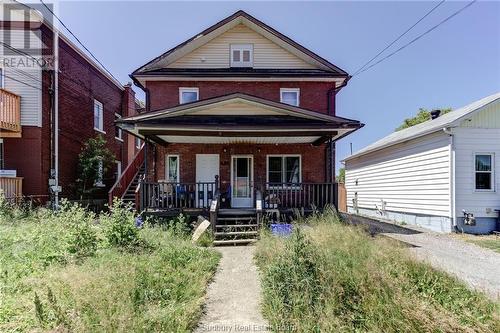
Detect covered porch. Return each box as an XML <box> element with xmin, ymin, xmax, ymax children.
<box><xmin>117</xmin><ymin>93</ymin><xmax>363</xmax><ymax>215</ymax></box>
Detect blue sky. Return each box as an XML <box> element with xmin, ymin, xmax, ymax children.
<box><xmin>53</xmin><ymin>0</ymin><xmax>499</xmax><ymax>171</ymax></box>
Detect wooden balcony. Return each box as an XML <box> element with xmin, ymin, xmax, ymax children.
<box><xmin>0</xmin><ymin>177</ymin><xmax>23</xmax><ymax>201</ymax></box>
<box><xmin>0</xmin><ymin>88</ymin><xmax>22</xmax><ymax>138</ymax></box>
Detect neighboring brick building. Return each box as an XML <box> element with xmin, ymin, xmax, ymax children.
<box><xmin>0</xmin><ymin>2</ymin><xmax>137</xmax><ymax>201</ymax></box>
<box><xmin>119</xmin><ymin>10</ymin><xmax>363</xmax><ymax>216</ymax></box>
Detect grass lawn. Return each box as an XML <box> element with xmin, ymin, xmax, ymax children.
<box><xmin>0</xmin><ymin>200</ymin><xmax>220</xmax><ymax>332</ymax></box>
<box><xmin>255</xmin><ymin>209</ymin><xmax>500</xmax><ymax>333</ymax></box>
<box><xmin>454</xmin><ymin>233</ymin><xmax>500</xmax><ymax>253</ymax></box>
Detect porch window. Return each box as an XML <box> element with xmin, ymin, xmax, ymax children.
<box><xmin>166</xmin><ymin>155</ymin><xmax>180</xmax><ymax>182</ymax></box>
<box><xmin>280</xmin><ymin>88</ymin><xmax>300</xmax><ymax>106</ymax></box>
<box><xmin>475</xmin><ymin>153</ymin><xmax>494</xmax><ymax>191</ymax></box>
<box><xmin>267</xmin><ymin>155</ymin><xmax>301</xmax><ymax>185</ymax></box>
<box><xmin>230</xmin><ymin>44</ymin><xmax>253</xmax><ymax>67</ymax></box>
<box><xmin>93</xmin><ymin>99</ymin><xmax>104</xmax><ymax>132</ymax></box>
<box><xmin>179</xmin><ymin>87</ymin><xmax>199</xmax><ymax>104</ymax></box>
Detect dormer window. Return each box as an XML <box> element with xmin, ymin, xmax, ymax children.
<box><xmin>230</xmin><ymin>44</ymin><xmax>253</xmax><ymax>67</ymax></box>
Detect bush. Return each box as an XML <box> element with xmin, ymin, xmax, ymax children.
<box><xmin>101</xmin><ymin>199</ymin><xmax>140</xmax><ymax>248</ymax></box>
<box><xmin>255</xmin><ymin>211</ymin><xmax>500</xmax><ymax>333</ymax></box>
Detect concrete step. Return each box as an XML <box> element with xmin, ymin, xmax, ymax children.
<box><xmin>215</xmin><ymin>231</ymin><xmax>258</xmax><ymax>237</ymax></box>
<box><xmin>213</xmin><ymin>239</ymin><xmax>257</xmax><ymax>246</ymax></box>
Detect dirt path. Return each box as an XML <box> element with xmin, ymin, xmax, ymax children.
<box><xmin>344</xmin><ymin>214</ymin><xmax>500</xmax><ymax>300</ymax></box>
<box><xmin>195</xmin><ymin>246</ymin><xmax>269</xmax><ymax>332</ymax></box>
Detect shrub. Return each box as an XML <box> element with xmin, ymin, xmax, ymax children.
<box><xmin>101</xmin><ymin>199</ymin><xmax>140</xmax><ymax>248</ymax></box>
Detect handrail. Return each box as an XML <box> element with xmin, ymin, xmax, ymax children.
<box><xmin>108</xmin><ymin>146</ymin><xmax>144</xmax><ymax>206</ymax></box>
<box><xmin>135</xmin><ymin>174</ymin><xmax>145</xmax><ymax>211</ymax></box>
<box><xmin>210</xmin><ymin>188</ymin><xmax>220</xmax><ymax>233</ymax></box>
<box><xmin>0</xmin><ymin>88</ymin><xmax>21</xmax><ymax>136</ymax></box>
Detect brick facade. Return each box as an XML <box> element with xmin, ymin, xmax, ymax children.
<box><xmin>3</xmin><ymin>23</ymin><xmax>134</xmax><ymax>199</ymax></box>
<box><xmin>146</xmin><ymin>81</ymin><xmax>335</xmax><ymax>115</ymax></box>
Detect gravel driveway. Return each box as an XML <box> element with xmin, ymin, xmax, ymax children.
<box><xmin>344</xmin><ymin>214</ymin><xmax>500</xmax><ymax>300</ymax></box>
<box><xmin>195</xmin><ymin>246</ymin><xmax>269</xmax><ymax>332</ymax></box>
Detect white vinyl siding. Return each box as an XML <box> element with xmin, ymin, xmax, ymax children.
<box><xmin>167</xmin><ymin>24</ymin><xmax>315</xmax><ymax>69</ymax></box>
<box><xmin>453</xmin><ymin>127</ymin><xmax>500</xmax><ymax>219</ymax></box>
<box><xmin>345</xmin><ymin>132</ymin><xmax>451</xmax><ymax>217</ymax></box>
<box><xmin>460</xmin><ymin>101</ymin><xmax>500</xmax><ymax>128</ymax></box>
<box><xmin>1</xmin><ymin>29</ymin><xmax>42</xmax><ymax>127</ymax></box>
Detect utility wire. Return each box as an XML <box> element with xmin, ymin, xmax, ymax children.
<box><xmin>353</xmin><ymin>0</ymin><xmax>446</xmax><ymax>76</ymax></box>
<box><xmin>39</xmin><ymin>0</ymin><xmax>121</xmax><ymax>84</ymax></box>
<box><xmin>353</xmin><ymin>0</ymin><xmax>477</xmax><ymax>77</ymax></box>
<box><xmin>2</xmin><ymin>72</ymin><xmax>43</xmax><ymax>91</ymax></box>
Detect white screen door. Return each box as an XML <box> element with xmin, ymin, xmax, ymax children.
<box><xmin>231</xmin><ymin>155</ymin><xmax>253</xmax><ymax>208</ymax></box>
<box><xmin>196</xmin><ymin>154</ymin><xmax>219</xmax><ymax>207</ymax></box>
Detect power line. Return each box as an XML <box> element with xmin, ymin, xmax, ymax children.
<box><xmin>353</xmin><ymin>0</ymin><xmax>446</xmax><ymax>76</ymax></box>
<box><xmin>353</xmin><ymin>0</ymin><xmax>477</xmax><ymax>77</ymax></box>
<box><xmin>39</xmin><ymin>0</ymin><xmax>121</xmax><ymax>84</ymax></box>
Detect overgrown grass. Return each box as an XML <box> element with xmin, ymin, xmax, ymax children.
<box><xmin>454</xmin><ymin>234</ymin><xmax>500</xmax><ymax>253</ymax></box>
<box><xmin>0</xmin><ymin>198</ymin><xmax>220</xmax><ymax>332</ymax></box>
<box><xmin>255</xmin><ymin>209</ymin><xmax>500</xmax><ymax>333</ymax></box>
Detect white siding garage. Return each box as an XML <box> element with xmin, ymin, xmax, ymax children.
<box><xmin>344</xmin><ymin>92</ymin><xmax>500</xmax><ymax>234</ymax></box>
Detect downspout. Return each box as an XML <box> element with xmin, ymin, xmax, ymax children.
<box><xmin>443</xmin><ymin>127</ymin><xmax>456</xmax><ymax>231</ymax></box>
<box><xmin>53</xmin><ymin>24</ymin><xmax>60</xmax><ymax>207</ymax></box>
<box><xmin>326</xmin><ymin>76</ymin><xmax>351</xmax><ymax>182</ymax></box>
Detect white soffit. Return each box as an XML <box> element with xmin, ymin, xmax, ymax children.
<box><xmin>158</xmin><ymin>135</ymin><xmax>322</xmax><ymax>144</ymax></box>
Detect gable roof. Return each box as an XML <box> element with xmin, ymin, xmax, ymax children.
<box><xmin>132</xmin><ymin>10</ymin><xmax>348</xmax><ymax>77</ymax></box>
<box><xmin>118</xmin><ymin>92</ymin><xmax>362</xmax><ymax>127</ymax></box>
<box><xmin>344</xmin><ymin>92</ymin><xmax>500</xmax><ymax>161</ymax></box>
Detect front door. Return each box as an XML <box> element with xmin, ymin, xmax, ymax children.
<box><xmin>196</xmin><ymin>154</ymin><xmax>219</xmax><ymax>207</ymax></box>
<box><xmin>231</xmin><ymin>155</ymin><xmax>253</xmax><ymax>208</ymax></box>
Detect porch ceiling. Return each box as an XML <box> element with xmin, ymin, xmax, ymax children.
<box><xmin>157</xmin><ymin>135</ymin><xmax>322</xmax><ymax>144</ymax></box>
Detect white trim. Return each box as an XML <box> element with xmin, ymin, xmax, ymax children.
<box><xmin>280</xmin><ymin>88</ymin><xmax>300</xmax><ymax>106</ymax></box>
<box><xmin>473</xmin><ymin>152</ymin><xmax>495</xmax><ymax>192</ymax></box>
<box><xmin>0</xmin><ymin>67</ymin><xmax>4</xmax><ymax>88</ymax></box>
<box><xmin>165</xmin><ymin>154</ymin><xmax>180</xmax><ymax>182</ymax></box>
<box><xmin>136</xmin><ymin>76</ymin><xmax>344</xmax><ymax>84</ymax></box>
<box><xmin>179</xmin><ymin>87</ymin><xmax>199</xmax><ymax>104</ymax></box>
<box><xmin>231</xmin><ymin>155</ymin><xmax>254</xmax><ymax>207</ymax></box>
<box><xmin>230</xmin><ymin>44</ymin><xmax>254</xmax><ymax>67</ymax></box>
<box><xmin>266</xmin><ymin>154</ymin><xmax>302</xmax><ymax>186</ymax></box>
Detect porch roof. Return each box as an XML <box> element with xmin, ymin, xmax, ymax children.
<box><xmin>118</xmin><ymin>93</ymin><xmax>363</xmax><ymax>145</ymax></box>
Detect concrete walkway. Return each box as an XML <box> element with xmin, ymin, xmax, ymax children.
<box><xmin>344</xmin><ymin>214</ymin><xmax>500</xmax><ymax>300</ymax></box>
<box><xmin>195</xmin><ymin>246</ymin><xmax>269</xmax><ymax>332</ymax></box>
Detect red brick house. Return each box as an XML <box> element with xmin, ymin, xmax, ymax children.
<box><xmin>118</xmin><ymin>10</ymin><xmax>362</xmax><ymax>241</ymax></box>
<box><xmin>0</xmin><ymin>2</ymin><xmax>137</xmax><ymax>203</ymax></box>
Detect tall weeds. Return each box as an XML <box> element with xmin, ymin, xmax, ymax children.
<box><xmin>255</xmin><ymin>210</ymin><xmax>500</xmax><ymax>333</ymax></box>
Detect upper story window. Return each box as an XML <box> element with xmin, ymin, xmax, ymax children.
<box><xmin>0</xmin><ymin>68</ymin><xmax>4</xmax><ymax>88</ymax></box>
<box><xmin>135</xmin><ymin>137</ymin><xmax>142</xmax><ymax>149</ymax></box>
<box><xmin>280</xmin><ymin>88</ymin><xmax>300</xmax><ymax>106</ymax></box>
<box><xmin>93</xmin><ymin>99</ymin><xmax>104</xmax><ymax>133</ymax></box>
<box><xmin>179</xmin><ymin>87</ymin><xmax>199</xmax><ymax>104</ymax></box>
<box><xmin>230</xmin><ymin>44</ymin><xmax>253</xmax><ymax>67</ymax></box>
<box><xmin>475</xmin><ymin>153</ymin><xmax>494</xmax><ymax>191</ymax></box>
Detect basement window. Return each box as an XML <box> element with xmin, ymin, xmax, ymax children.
<box><xmin>475</xmin><ymin>153</ymin><xmax>494</xmax><ymax>191</ymax></box>
<box><xmin>230</xmin><ymin>44</ymin><xmax>253</xmax><ymax>67</ymax></box>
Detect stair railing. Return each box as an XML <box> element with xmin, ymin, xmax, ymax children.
<box><xmin>108</xmin><ymin>146</ymin><xmax>145</xmax><ymax>206</ymax></box>
<box><xmin>210</xmin><ymin>175</ymin><xmax>220</xmax><ymax>233</ymax></box>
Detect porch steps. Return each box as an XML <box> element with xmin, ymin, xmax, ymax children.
<box><xmin>213</xmin><ymin>209</ymin><xmax>259</xmax><ymax>246</ymax></box>
<box><xmin>122</xmin><ymin>165</ymin><xmax>146</xmax><ymax>208</ymax></box>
